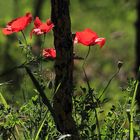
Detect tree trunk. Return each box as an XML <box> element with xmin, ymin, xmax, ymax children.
<box><xmin>51</xmin><ymin>0</ymin><xmax>79</xmax><ymax>139</ymax></box>
<box><xmin>33</xmin><ymin>0</ymin><xmax>44</xmax><ymax>17</ymax></box>
<box><xmin>135</xmin><ymin>0</ymin><xmax>140</xmax><ymax>107</ymax></box>
<box><xmin>135</xmin><ymin>0</ymin><xmax>140</xmax><ymax>73</ymax></box>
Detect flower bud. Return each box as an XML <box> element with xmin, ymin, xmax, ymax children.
<box><xmin>118</xmin><ymin>61</ymin><xmax>123</xmax><ymax>69</ymax></box>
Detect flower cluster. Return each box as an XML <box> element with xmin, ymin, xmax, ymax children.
<box><xmin>2</xmin><ymin>12</ymin><xmax>106</xmax><ymax>59</ymax></box>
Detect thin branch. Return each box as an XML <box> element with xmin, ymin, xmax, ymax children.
<box><xmin>25</xmin><ymin>66</ymin><xmax>58</xmax><ymax>126</ymax></box>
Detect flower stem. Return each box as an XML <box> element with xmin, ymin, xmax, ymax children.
<box><xmin>98</xmin><ymin>68</ymin><xmax>120</xmax><ymax>100</ymax></box>
<box><xmin>40</xmin><ymin>34</ymin><xmax>46</xmax><ymax>72</ymax></box>
<box><xmin>82</xmin><ymin>46</ymin><xmax>91</xmax><ymax>90</ymax></box>
<box><xmin>21</xmin><ymin>30</ymin><xmax>28</xmax><ymax>46</ymax></box>
<box><xmin>82</xmin><ymin>46</ymin><xmax>101</xmax><ymax>140</ymax></box>
<box><xmin>21</xmin><ymin>30</ymin><xmax>31</xmax><ymax>61</ymax></box>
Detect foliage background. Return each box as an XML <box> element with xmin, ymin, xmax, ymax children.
<box><xmin>0</xmin><ymin>0</ymin><xmax>136</xmax><ymax>107</ymax></box>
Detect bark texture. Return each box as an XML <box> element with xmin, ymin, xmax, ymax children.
<box><xmin>51</xmin><ymin>0</ymin><xmax>79</xmax><ymax>139</ymax></box>
<box><xmin>136</xmin><ymin>0</ymin><xmax>140</xmax><ymax>107</ymax></box>
<box><xmin>135</xmin><ymin>0</ymin><xmax>140</xmax><ymax>73</ymax></box>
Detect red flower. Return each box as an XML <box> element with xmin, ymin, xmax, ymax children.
<box><xmin>43</xmin><ymin>48</ymin><xmax>56</xmax><ymax>59</ymax></box>
<box><xmin>74</xmin><ymin>28</ymin><xmax>106</xmax><ymax>48</ymax></box>
<box><xmin>2</xmin><ymin>13</ymin><xmax>32</xmax><ymax>35</ymax></box>
<box><xmin>30</xmin><ymin>17</ymin><xmax>54</xmax><ymax>37</ymax></box>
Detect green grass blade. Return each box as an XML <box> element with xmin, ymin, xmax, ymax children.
<box><xmin>0</xmin><ymin>92</ymin><xmax>9</xmax><ymax>108</ymax></box>
<box><xmin>130</xmin><ymin>80</ymin><xmax>139</xmax><ymax>140</ymax></box>
<box><xmin>34</xmin><ymin>110</ymin><xmax>48</xmax><ymax>140</ymax></box>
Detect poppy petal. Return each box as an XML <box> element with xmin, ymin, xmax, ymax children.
<box><xmin>2</xmin><ymin>28</ymin><xmax>14</xmax><ymax>35</ymax></box>
<box><xmin>2</xmin><ymin>12</ymin><xmax>32</xmax><ymax>35</ymax></box>
<box><xmin>74</xmin><ymin>28</ymin><xmax>106</xmax><ymax>47</ymax></box>
<box><xmin>95</xmin><ymin>38</ymin><xmax>106</xmax><ymax>48</ymax></box>
<box><xmin>31</xmin><ymin>18</ymin><xmax>54</xmax><ymax>37</ymax></box>
<box><xmin>43</xmin><ymin>48</ymin><xmax>56</xmax><ymax>59</ymax></box>
<box><xmin>75</xmin><ymin>28</ymin><xmax>98</xmax><ymax>46</ymax></box>
<box><xmin>34</xmin><ymin>17</ymin><xmax>42</xmax><ymax>28</ymax></box>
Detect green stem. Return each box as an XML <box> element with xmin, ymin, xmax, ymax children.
<box><xmin>34</xmin><ymin>110</ymin><xmax>48</xmax><ymax>140</ymax></box>
<box><xmin>98</xmin><ymin>68</ymin><xmax>120</xmax><ymax>100</ymax></box>
<box><xmin>82</xmin><ymin>46</ymin><xmax>98</xmax><ymax>101</ymax></box>
<box><xmin>94</xmin><ymin>108</ymin><xmax>101</xmax><ymax>140</ymax></box>
<box><xmin>40</xmin><ymin>34</ymin><xmax>46</xmax><ymax>73</ymax></box>
<box><xmin>82</xmin><ymin>46</ymin><xmax>101</xmax><ymax>140</ymax></box>
<box><xmin>130</xmin><ymin>80</ymin><xmax>139</xmax><ymax>140</ymax></box>
<box><xmin>82</xmin><ymin>46</ymin><xmax>91</xmax><ymax>90</ymax></box>
<box><xmin>21</xmin><ymin>30</ymin><xmax>28</xmax><ymax>46</ymax></box>
<box><xmin>21</xmin><ymin>30</ymin><xmax>32</xmax><ymax>61</ymax></box>
<box><xmin>15</xmin><ymin>126</ymin><xmax>20</xmax><ymax>139</ymax></box>
<box><xmin>114</xmin><ymin>120</ymin><xmax>126</xmax><ymax>139</ymax></box>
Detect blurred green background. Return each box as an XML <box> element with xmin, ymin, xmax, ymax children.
<box><xmin>0</xmin><ymin>0</ymin><xmax>137</xmax><ymax>110</ymax></box>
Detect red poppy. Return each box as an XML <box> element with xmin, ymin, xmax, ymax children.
<box><xmin>74</xmin><ymin>28</ymin><xmax>106</xmax><ymax>48</ymax></box>
<box><xmin>43</xmin><ymin>48</ymin><xmax>56</xmax><ymax>59</ymax></box>
<box><xmin>30</xmin><ymin>17</ymin><xmax>54</xmax><ymax>37</ymax></box>
<box><xmin>2</xmin><ymin>13</ymin><xmax>32</xmax><ymax>35</ymax></box>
